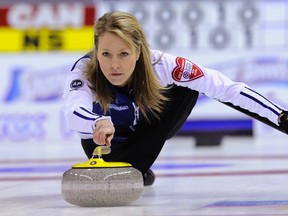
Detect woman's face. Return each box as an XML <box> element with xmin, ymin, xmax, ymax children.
<box><xmin>97</xmin><ymin>32</ymin><xmax>139</xmax><ymax>87</ymax></box>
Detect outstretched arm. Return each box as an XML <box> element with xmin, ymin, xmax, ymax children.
<box><xmin>151</xmin><ymin>50</ymin><xmax>288</xmax><ymax>134</ymax></box>
<box><xmin>222</xmin><ymin>101</ymin><xmax>288</xmax><ymax>134</ymax></box>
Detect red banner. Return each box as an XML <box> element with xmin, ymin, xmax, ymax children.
<box><xmin>0</xmin><ymin>3</ymin><xmax>95</xmax><ymax>28</ymax></box>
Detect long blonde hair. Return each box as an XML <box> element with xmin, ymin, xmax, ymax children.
<box><xmin>85</xmin><ymin>11</ymin><xmax>168</xmax><ymax>120</ymax></box>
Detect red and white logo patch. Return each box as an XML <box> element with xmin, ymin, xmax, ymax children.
<box><xmin>171</xmin><ymin>57</ymin><xmax>204</xmax><ymax>82</ymax></box>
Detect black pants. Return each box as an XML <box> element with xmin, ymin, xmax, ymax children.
<box><xmin>81</xmin><ymin>85</ymin><xmax>199</xmax><ymax>174</ymax></box>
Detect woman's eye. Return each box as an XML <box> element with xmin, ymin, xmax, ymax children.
<box><xmin>102</xmin><ymin>52</ymin><xmax>109</xmax><ymax>57</ymax></box>
<box><xmin>120</xmin><ymin>52</ymin><xmax>129</xmax><ymax>57</ymax></box>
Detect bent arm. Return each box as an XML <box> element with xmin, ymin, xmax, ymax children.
<box><xmin>62</xmin><ymin>57</ymin><xmax>111</xmax><ymax>139</ymax></box>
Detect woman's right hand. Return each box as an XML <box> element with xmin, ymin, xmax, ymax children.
<box><xmin>93</xmin><ymin>119</ymin><xmax>115</xmax><ymax>146</ymax></box>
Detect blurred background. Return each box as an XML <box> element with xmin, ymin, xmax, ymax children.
<box><xmin>0</xmin><ymin>0</ymin><xmax>287</xmax><ymax>147</ymax></box>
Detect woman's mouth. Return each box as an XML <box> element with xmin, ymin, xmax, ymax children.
<box><xmin>111</xmin><ymin>73</ymin><xmax>122</xmax><ymax>76</ymax></box>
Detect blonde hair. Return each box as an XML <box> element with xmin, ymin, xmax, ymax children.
<box><xmin>85</xmin><ymin>11</ymin><xmax>168</xmax><ymax>120</ymax></box>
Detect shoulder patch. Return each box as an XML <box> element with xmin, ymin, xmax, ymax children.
<box><xmin>172</xmin><ymin>57</ymin><xmax>204</xmax><ymax>82</ymax></box>
<box><xmin>70</xmin><ymin>79</ymin><xmax>84</xmax><ymax>90</ymax></box>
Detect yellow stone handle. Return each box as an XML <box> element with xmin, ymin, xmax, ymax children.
<box><xmin>93</xmin><ymin>146</ymin><xmax>111</xmax><ymax>158</ymax></box>
<box><xmin>72</xmin><ymin>146</ymin><xmax>132</xmax><ymax>168</ymax></box>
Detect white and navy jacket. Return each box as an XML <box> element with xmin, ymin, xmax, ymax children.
<box><xmin>63</xmin><ymin>49</ymin><xmax>284</xmax><ymax>141</ymax></box>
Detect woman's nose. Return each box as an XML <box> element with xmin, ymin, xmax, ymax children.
<box><xmin>111</xmin><ymin>58</ymin><xmax>120</xmax><ymax>69</ymax></box>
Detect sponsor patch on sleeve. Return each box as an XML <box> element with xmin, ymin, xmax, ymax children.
<box><xmin>70</xmin><ymin>79</ymin><xmax>84</xmax><ymax>90</ymax></box>
<box><xmin>171</xmin><ymin>57</ymin><xmax>204</xmax><ymax>82</ymax></box>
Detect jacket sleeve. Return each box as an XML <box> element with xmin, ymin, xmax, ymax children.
<box><xmin>152</xmin><ymin>50</ymin><xmax>285</xmax><ymax>125</ymax></box>
<box><xmin>62</xmin><ymin>57</ymin><xmax>111</xmax><ymax>139</ymax></box>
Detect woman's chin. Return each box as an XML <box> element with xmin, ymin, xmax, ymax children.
<box><xmin>109</xmin><ymin>80</ymin><xmax>128</xmax><ymax>87</ymax></box>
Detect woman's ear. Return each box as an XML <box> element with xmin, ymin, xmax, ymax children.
<box><xmin>136</xmin><ymin>50</ymin><xmax>141</xmax><ymax>61</ymax></box>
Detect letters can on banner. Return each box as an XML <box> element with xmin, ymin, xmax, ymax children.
<box><xmin>0</xmin><ymin>2</ymin><xmax>95</xmax><ymax>51</ymax></box>
<box><xmin>0</xmin><ymin>3</ymin><xmax>95</xmax><ymax>28</ymax></box>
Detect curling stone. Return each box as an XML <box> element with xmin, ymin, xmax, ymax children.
<box><xmin>61</xmin><ymin>146</ymin><xmax>144</xmax><ymax>207</ymax></box>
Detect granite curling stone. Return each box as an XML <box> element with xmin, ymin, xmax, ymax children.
<box><xmin>61</xmin><ymin>146</ymin><xmax>144</xmax><ymax>207</ymax></box>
